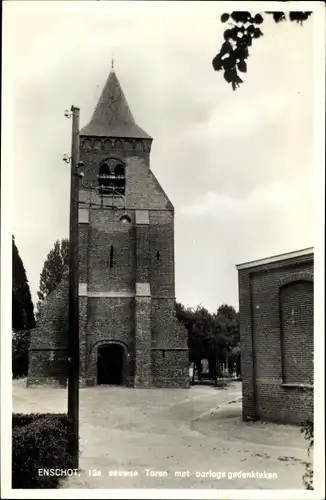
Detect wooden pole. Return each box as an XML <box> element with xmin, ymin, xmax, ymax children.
<box><xmin>67</xmin><ymin>105</ymin><xmax>80</xmax><ymax>469</ymax></box>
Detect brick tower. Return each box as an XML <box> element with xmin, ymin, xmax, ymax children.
<box><xmin>77</xmin><ymin>66</ymin><xmax>189</xmax><ymax>387</ymax></box>
<box><xmin>27</xmin><ymin>65</ymin><xmax>189</xmax><ymax>388</ymax></box>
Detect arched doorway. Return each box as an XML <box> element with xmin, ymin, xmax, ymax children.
<box><xmin>97</xmin><ymin>344</ymin><xmax>124</xmax><ymax>385</ymax></box>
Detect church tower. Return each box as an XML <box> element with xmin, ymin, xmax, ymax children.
<box><xmin>78</xmin><ymin>65</ymin><xmax>189</xmax><ymax>388</ymax></box>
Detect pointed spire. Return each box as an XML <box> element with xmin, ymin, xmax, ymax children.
<box><xmin>80</xmin><ymin>66</ymin><xmax>151</xmax><ymax>139</ymax></box>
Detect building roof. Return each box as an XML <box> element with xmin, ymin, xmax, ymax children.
<box><xmin>80</xmin><ymin>68</ymin><xmax>151</xmax><ymax>139</ymax></box>
<box><xmin>236</xmin><ymin>247</ymin><xmax>314</xmax><ymax>271</ymax></box>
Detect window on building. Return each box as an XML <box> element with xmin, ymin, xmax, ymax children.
<box><xmin>98</xmin><ymin>159</ymin><xmax>125</xmax><ymax>196</ymax></box>
<box><xmin>156</xmin><ymin>251</ymin><xmax>160</xmax><ymax>261</ymax></box>
<box><xmin>114</xmin><ymin>163</ymin><xmax>125</xmax><ymax>195</ymax></box>
<box><xmin>109</xmin><ymin>245</ymin><xmax>114</xmax><ymax>268</ymax></box>
<box><xmin>98</xmin><ymin>163</ymin><xmax>111</xmax><ymax>196</ymax></box>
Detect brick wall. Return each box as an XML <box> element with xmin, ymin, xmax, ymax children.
<box><xmin>280</xmin><ymin>281</ymin><xmax>314</xmax><ymax>385</ymax></box>
<box><xmin>151</xmin><ymin>350</ymin><xmax>189</xmax><ymax>388</ymax></box>
<box><xmin>87</xmin><ymin>209</ymin><xmax>136</xmax><ymax>293</ymax></box>
<box><xmin>79</xmin><ymin>144</ymin><xmax>152</xmax><ymax>210</ymax></box>
<box><xmin>87</xmin><ymin>297</ymin><xmax>134</xmax><ymax>346</ymax></box>
<box><xmin>85</xmin><ymin>297</ymin><xmax>134</xmax><ymax>385</ymax></box>
<box><xmin>238</xmin><ymin>253</ymin><xmax>313</xmax><ymax>425</ymax></box>
<box><xmin>151</xmin><ymin>299</ymin><xmax>189</xmax><ymax>387</ymax></box>
<box><xmin>134</xmin><ymin>212</ymin><xmax>152</xmax><ymax>387</ymax></box>
<box><xmin>134</xmin><ymin>297</ymin><xmax>152</xmax><ymax>387</ymax></box>
<box><xmin>78</xmin><ymin>137</ymin><xmax>188</xmax><ymax>388</ymax></box>
<box><xmin>149</xmin><ymin>211</ymin><xmax>175</xmax><ymax>296</ymax></box>
<box><xmin>27</xmin><ymin>277</ymin><xmax>69</xmax><ymax>387</ymax></box>
<box><xmin>29</xmin><ymin>134</ymin><xmax>188</xmax><ymax>389</ymax></box>
<box><xmin>79</xmin><ymin>296</ymin><xmax>88</xmax><ymax>382</ymax></box>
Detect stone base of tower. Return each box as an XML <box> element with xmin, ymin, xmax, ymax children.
<box><xmin>27</xmin><ymin>346</ymin><xmax>68</xmax><ymax>388</ymax></box>
<box><xmin>134</xmin><ymin>295</ymin><xmax>152</xmax><ymax>388</ymax></box>
<box><xmin>79</xmin><ymin>377</ymin><xmax>94</xmax><ymax>388</ymax></box>
<box><xmin>27</xmin><ymin>275</ymin><xmax>69</xmax><ymax>388</ymax></box>
<box><xmin>151</xmin><ymin>349</ymin><xmax>190</xmax><ymax>388</ymax></box>
<box><xmin>26</xmin><ymin>376</ymin><xmax>67</xmax><ymax>388</ymax></box>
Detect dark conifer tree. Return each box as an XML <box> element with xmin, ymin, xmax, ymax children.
<box><xmin>12</xmin><ymin>235</ymin><xmax>35</xmax><ymax>377</ymax></box>
<box><xmin>12</xmin><ymin>236</ymin><xmax>35</xmax><ymax>330</ymax></box>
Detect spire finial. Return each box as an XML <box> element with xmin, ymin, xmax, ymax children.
<box><xmin>111</xmin><ymin>56</ymin><xmax>115</xmax><ymax>71</ymax></box>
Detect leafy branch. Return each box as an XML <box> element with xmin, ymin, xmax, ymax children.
<box><xmin>212</xmin><ymin>11</ymin><xmax>312</xmax><ymax>90</ymax></box>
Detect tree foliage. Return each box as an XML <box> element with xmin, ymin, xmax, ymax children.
<box><xmin>12</xmin><ymin>330</ymin><xmax>31</xmax><ymax>378</ymax></box>
<box><xmin>12</xmin><ymin>235</ymin><xmax>35</xmax><ymax>378</ymax></box>
<box><xmin>213</xmin><ymin>10</ymin><xmax>312</xmax><ymax>90</ymax></box>
<box><xmin>176</xmin><ymin>302</ymin><xmax>240</xmax><ymax>378</ymax></box>
<box><xmin>36</xmin><ymin>238</ymin><xmax>69</xmax><ymax>316</ymax></box>
<box><xmin>12</xmin><ymin>236</ymin><xmax>35</xmax><ymax>330</ymax></box>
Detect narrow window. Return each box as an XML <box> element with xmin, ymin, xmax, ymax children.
<box><xmin>109</xmin><ymin>245</ymin><xmax>114</xmax><ymax>268</ymax></box>
<box><xmin>156</xmin><ymin>251</ymin><xmax>160</xmax><ymax>261</ymax></box>
<box><xmin>162</xmin><ymin>350</ymin><xmax>165</xmax><ymax>359</ymax></box>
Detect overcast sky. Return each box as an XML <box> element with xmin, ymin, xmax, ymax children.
<box><xmin>5</xmin><ymin>1</ymin><xmax>317</xmax><ymax>313</ymax></box>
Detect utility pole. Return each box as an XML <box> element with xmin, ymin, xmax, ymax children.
<box><xmin>67</xmin><ymin>105</ymin><xmax>80</xmax><ymax>469</ymax></box>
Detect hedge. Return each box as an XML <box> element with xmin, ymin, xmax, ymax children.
<box><xmin>12</xmin><ymin>413</ymin><xmax>75</xmax><ymax>488</ymax></box>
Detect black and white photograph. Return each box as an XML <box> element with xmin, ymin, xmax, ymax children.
<box><xmin>1</xmin><ymin>0</ymin><xmax>325</xmax><ymax>497</ymax></box>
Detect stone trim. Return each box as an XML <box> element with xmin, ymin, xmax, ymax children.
<box><xmin>87</xmin><ymin>291</ymin><xmax>135</xmax><ymax>298</ymax></box>
<box><xmin>79</xmin><ymin>287</ymin><xmax>134</xmax><ymax>298</ymax></box>
<box><xmin>128</xmin><ymin>207</ymin><xmax>174</xmax><ymax>213</ymax></box>
<box><xmin>78</xmin><ymin>287</ymin><xmax>176</xmax><ymax>299</ymax></box>
<box><xmin>151</xmin><ymin>295</ymin><xmax>176</xmax><ymax>299</ymax></box>
<box><xmin>88</xmin><ymin>339</ymin><xmax>129</xmax><ymax>386</ymax></box>
<box><xmin>136</xmin><ymin>283</ymin><xmax>151</xmax><ymax>296</ymax></box>
<box><xmin>282</xmin><ymin>383</ymin><xmax>313</xmax><ymax>390</ymax></box>
<box><xmin>256</xmin><ymin>378</ymin><xmax>283</xmax><ymax>385</ymax></box>
<box><xmin>26</xmin><ymin>377</ymin><xmax>67</xmax><ymax>387</ymax></box>
<box><xmin>236</xmin><ymin>247</ymin><xmax>314</xmax><ymax>270</ymax></box>
<box><xmin>87</xmin><ymin>291</ymin><xmax>134</xmax><ymax>298</ymax></box>
<box><xmin>28</xmin><ymin>348</ymin><xmax>69</xmax><ymax>352</ymax></box>
<box><xmin>79</xmin><ymin>283</ymin><xmax>88</xmax><ymax>296</ymax></box>
<box><xmin>135</xmin><ymin>210</ymin><xmax>149</xmax><ymax>225</ymax></box>
<box><xmin>92</xmin><ymin>338</ymin><xmax>129</xmax><ymax>351</ymax></box>
<box><xmin>78</xmin><ymin>208</ymin><xmax>89</xmax><ymax>224</ymax></box>
<box><xmin>151</xmin><ymin>348</ymin><xmax>189</xmax><ymax>351</ymax></box>
<box><xmin>78</xmin><ymin>204</ymin><xmax>174</xmax><ymax>214</ymax></box>
<box><xmin>80</xmin><ymin>137</ymin><xmax>152</xmax><ymax>153</ymax></box>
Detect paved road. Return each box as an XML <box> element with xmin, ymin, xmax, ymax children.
<box><xmin>13</xmin><ymin>380</ymin><xmax>310</xmax><ymax>490</ymax></box>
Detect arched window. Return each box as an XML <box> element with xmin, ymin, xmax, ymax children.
<box><xmin>98</xmin><ymin>159</ymin><xmax>125</xmax><ymax>196</ymax></box>
<box><xmin>114</xmin><ymin>163</ymin><xmax>125</xmax><ymax>195</ymax></box>
<box><xmin>98</xmin><ymin>163</ymin><xmax>111</xmax><ymax>196</ymax></box>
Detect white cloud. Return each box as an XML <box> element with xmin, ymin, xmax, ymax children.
<box><xmin>5</xmin><ymin>2</ymin><xmax>315</xmax><ymax>312</ymax></box>
<box><xmin>181</xmin><ymin>180</ymin><xmax>299</xmax><ymax>217</ymax></box>
<box><xmin>183</xmin><ymin>91</ymin><xmax>287</xmax><ymax>141</ymax></box>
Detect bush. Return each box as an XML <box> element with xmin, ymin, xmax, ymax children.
<box><xmin>12</xmin><ymin>413</ymin><xmax>75</xmax><ymax>488</ymax></box>
<box><xmin>301</xmin><ymin>419</ymin><xmax>314</xmax><ymax>490</ymax></box>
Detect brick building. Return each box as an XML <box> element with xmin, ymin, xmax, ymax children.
<box><xmin>28</xmin><ymin>67</ymin><xmax>189</xmax><ymax>388</ymax></box>
<box><xmin>236</xmin><ymin>247</ymin><xmax>314</xmax><ymax>425</ymax></box>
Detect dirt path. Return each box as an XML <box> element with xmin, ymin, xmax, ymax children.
<box><xmin>12</xmin><ymin>380</ymin><xmax>310</xmax><ymax>490</ymax></box>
